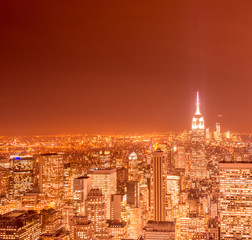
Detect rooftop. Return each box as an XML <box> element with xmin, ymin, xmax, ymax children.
<box><xmin>88</xmin><ymin>167</ymin><xmax>116</xmax><ymax>174</ymax></box>
<box><xmin>143</xmin><ymin>221</ymin><xmax>175</xmax><ymax>232</ymax></box>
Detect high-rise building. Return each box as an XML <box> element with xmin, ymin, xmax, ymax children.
<box><xmin>216</xmin><ymin>122</ymin><xmax>221</xmax><ymax>142</ymax></box>
<box><xmin>111</xmin><ymin>194</ymin><xmax>127</xmax><ymax>221</ymax></box>
<box><xmin>167</xmin><ymin>175</ymin><xmax>180</xmax><ymax>206</ymax></box>
<box><xmin>150</xmin><ymin>148</ymin><xmax>167</xmax><ymax>221</ymax></box>
<box><xmin>70</xmin><ymin>216</ymin><xmax>93</xmax><ymax>240</ymax></box>
<box><xmin>139</xmin><ymin>184</ymin><xmax>150</xmax><ymax>227</ymax></box>
<box><xmin>99</xmin><ymin>150</ymin><xmax>111</xmax><ymax>168</ymax></box>
<box><xmin>166</xmin><ymin>175</ymin><xmax>180</xmax><ymax>221</ymax></box>
<box><xmin>0</xmin><ymin>166</ymin><xmax>10</xmax><ymax>196</ymax></box>
<box><xmin>63</xmin><ymin>162</ymin><xmax>79</xmax><ymax>201</ymax></box>
<box><xmin>219</xmin><ymin>162</ymin><xmax>252</xmax><ymax>239</ymax></box>
<box><xmin>38</xmin><ymin>153</ymin><xmax>64</xmax><ymax>206</ymax></box>
<box><xmin>127</xmin><ymin>181</ymin><xmax>140</xmax><ymax>207</ymax></box>
<box><xmin>175</xmin><ymin>146</ymin><xmax>186</xmax><ymax>169</ymax></box>
<box><xmin>128</xmin><ymin>152</ymin><xmax>138</xmax><ymax>181</ymax></box>
<box><xmin>62</xmin><ymin>205</ymin><xmax>74</xmax><ymax>231</ymax></box>
<box><xmin>189</xmin><ymin>92</ymin><xmax>208</xmax><ymax>179</ymax></box>
<box><xmin>142</xmin><ymin>221</ymin><xmax>175</xmax><ymax>240</ymax></box>
<box><xmin>192</xmin><ymin>91</ymin><xmax>205</xmax><ymax>131</ymax></box>
<box><xmin>116</xmin><ymin>166</ymin><xmax>127</xmax><ymax>194</ymax></box>
<box><xmin>87</xmin><ymin>168</ymin><xmax>116</xmax><ymax>219</ymax></box>
<box><xmin>73</xmin><ymin>176</ymin><xmax>92</xmax><ymax>215</ymax></box>
<box><xmin>0</xmin><ymin>210</ymin><xmax>41</xmax><ymax>240</ymax></box>
<box><xmin>9</xmin><ymin>155</ymin><xmax>34</xmax><ymax>199</ymax></box>
<box><xmin>128</xmin><ymin>206</ymin><xmax>142</xmax><ymax>239</ymax></box>
<box><xmin>85</xmin><ymin>188</ymin><xmax>111</xmax><ymax>239</ymax></box>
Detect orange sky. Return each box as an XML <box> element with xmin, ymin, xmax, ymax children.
<box><xmin>1</xmin><ymin>0</ymin><xmax>252</xmax><ymax>135</ymax></box>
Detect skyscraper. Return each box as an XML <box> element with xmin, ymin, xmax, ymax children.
<box><xmin>110</xmin><ymin>193</ymin><xmax>127</xmax><ymax>221</ymax></box>
<box><xmin>99</xmin><ymin>150</ymin><xmax>111</xmax><ymax>169</ymax></box>
<box><xmin>166</xmin><ymin>175</ymin><xmax>180</xmax><ymax>221</ymax></box>
<box><xmin>38</xmin><ymin>153</ymin><xmax>64</xmax><ymax>206</ymax></box>
<box><xmin>216</xmin><ymin>122</ymin><xmax>221</xmax><ymax>142</ymax></box>
<box><xmin>219</xmin><ymin>162</ymin><xmax>252</xmax><ymax>239</ymax></box>
<box><xmin>85</xmin><ymin>188</ymin><xmax>112</xmax><ymax>239</ymax></box>
<box><xmin>87</xmin><ymin>168</ymin><xmax>116</xmax><ymax>219</ymax></box>
<box><xmin>189</xmin><ymin>92</ymin><xmax>208</xmax><ymax>179</ymax></box>
<box><xmin>73</xmin><ymin>176</ymin><xmax>92</xmax><ymax>215</ymax></box>
<box><xmin>192</xmin><ymin>91</ymin><xmax>205</xmax><ymax>131</ymax></box>
<box><xmin>128</xmin><ymin>152</ymin><xmax>138</xmax><ymax>181</ymax></box>
<box><xmin>9</xmin><ymin>156</ymin><xmax>34</xmax><ymax>199</ymax></box>
<box><xmin>127</xmin><ymin>181</ymin><xmax>140</xmax><ymax>207</ymax></box>
<box><xmin>150</xmin><ymin>148</ymin><xmax>167</xmax><ymax>221</ymax></box>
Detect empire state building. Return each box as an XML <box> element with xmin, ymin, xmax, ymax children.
<box><xmin>189</xmin><ymin>91</ymin><xmax>208</xmax><ymax>179</ymax></box>
<box><xmin>192</xmin><ymin>91</ymin><xmax>205</xmax><ymax>130</ymax></box>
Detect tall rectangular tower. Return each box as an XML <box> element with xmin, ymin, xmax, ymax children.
<box><xmin>189</xmin><ymin>91</ymin><xmax>208</xmax><ymax>179</ymax></box>
<box><xmin>150</xmin><ymin>148</ymin><xmax>167</xmax><ymax>221</ymax></box>
<box><xmin>73</xmin><ymin>176</ymin><xmax>92</xmax><ymax>215</ymax></box>
<box><xmin>38</xmin><ymin>153</ymin><xmax>64</xmax><ymax>205</ymax></box>
<box><xmin>87</xmin><ymin>168</ymin><xmax>116</xmax><ymax>219</ymax></box>
<box><xmin>9</xmin><ymin>156</ymin><xmax>34</xmax><ymax>199</ymax></box>
<box><xmin>85</xmin><ymin>188</ymin><xmax>110</xmax><ymax>238</ymax></box>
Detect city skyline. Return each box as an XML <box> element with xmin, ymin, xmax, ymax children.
<box><xmin>0</xmin><ymin>90</ymin><xmax>246</xmax><ymax>136</ymax></box>
<box><xmin>1</xmin><ymin>1</ymin><xmax>252</xmax><ymax>135</ymax></box>
<box><xmin>0</xmin><ymin>2</ymin><xmax>252</xmax><ymax>239</ymax></box>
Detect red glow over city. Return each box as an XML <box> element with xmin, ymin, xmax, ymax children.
<box><xmin>1</xmin><ymin>1</ymin><xmax>252</xmax><ymax>135</ymax></box>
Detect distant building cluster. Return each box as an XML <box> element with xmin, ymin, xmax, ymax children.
<box><xmin>0</xmin><ymin>92</ymin><xmax>251</xmax><ymax>239</ymax></box>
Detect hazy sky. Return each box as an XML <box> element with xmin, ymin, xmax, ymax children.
<box><xmin>1</xmin><ymin>0</ymin><xmax>252</xmax><ymax>135</ymax></box>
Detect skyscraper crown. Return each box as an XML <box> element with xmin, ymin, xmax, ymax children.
<box><xmin>192</xmin><ymin>91</ymin><xmax>205</xmax><ymax>130</ymax></box>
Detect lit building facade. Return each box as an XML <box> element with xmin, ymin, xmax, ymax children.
<box><xmin>128</xmin><ymin>206</ymin><xmax>142</xmax><ymax>239</ymax></box>
<box><xmin>142</xmin><ymin>220</ymin><xmax>175</xmax><ymax>240</ymax></box>
<box><xmin>107</xmin><ymin>220</ymin><xmax>128</xmax><ymax>240</ymax></box>
<box><xmin>189</xmin><ymin>92</ymin><xmax>208</xmax><ymax>179</ymax></box>
<box><xmin>219</xmin><ymin>162</ymin><xmax>252</xmax><ymax>239</ymax></box>
<box><xmin>38</xmin><ymin>153</ymin><xmax>64</xmax><ymax>206</ymax></box>
<box><xmin>85</xmin><ymin>188</ymin><xmax>110</xmax><ymax>238</ymax></box>
<box><xmin>9</xmin><ymin>155</ymin><xmax>34</xmax><ymax>199</ymax></box>
<box><xmin>73</xmin><ymin>176</ymin><xmax>92</xmax><ymax>215</ymax></box>
<box><xmin>87</xmin><ymin>168</ymin><xmax>116</xmax><ymax>219</ymax></box>
<box><xmin>99</xmin><ymin>150</ymin><xmax>111</xmax><ymax>169</ymax></box>
<box><xmin>70</xmin><ymin>216</ymin><xmax>93</xmax><ymax>240</ymax></box>
<box><xmin>175</xmin><ymin>146</ymin><xmax>186</xmax><ymax>169</ymax></box>
<box><xmin>128</xmin><ymin>152</ymin><xmax>138</xmax><ymax>181</ymax></box>
<box><xmin>21</xmin><ymin>193</ymin><xmax>38</xmax><ymax>211</ymax></box>
<box><xmin>0</xmin><ymin>210</ymin><xmax>41</xmax><ymax>240</ymax></box>
<box><xmin>0</xmin><ymin>166</ymin><xmax>9</xmax><ymax>196</ymax></box>
<box><xmin>166</xmin><ymin>175</ymin><xmax>180</xmax><ymax>221</ymax></box>
<box><xmin>176</xmin><ymin>217</ymin><xmax>206</xmax><ymax>240</ymax></box>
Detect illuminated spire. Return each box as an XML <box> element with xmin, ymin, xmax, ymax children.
<box><xmin>195</xmin><ymin>91</ymin><xmax>200</xmax><ymax>115</ymax></box>
<box><xmin>192</xmin><ymin>91</ymin><xmax>205</xmax><ymax>130</ymax></box>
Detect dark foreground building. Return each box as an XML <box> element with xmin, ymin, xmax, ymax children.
<box><xmin>0</xmin><ymin>210</ymin><xmax>41</xmax><ymax>240</ymax></box>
